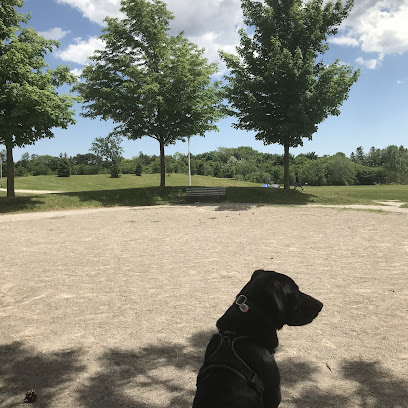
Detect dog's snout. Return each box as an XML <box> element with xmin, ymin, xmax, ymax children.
<box><xmin>304</xmin><ymin>294</ymin><xmax>323</xmax><ymax>314</ymax></box>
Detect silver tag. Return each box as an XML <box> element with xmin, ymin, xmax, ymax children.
<box><xmin>239</xmin><ymin>304</ymin><xmax>249</xmax><ymax>313</ymax></box>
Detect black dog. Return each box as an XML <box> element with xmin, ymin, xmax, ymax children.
<box><xmin>192</xmin><ymin>270</ymin><xmax>323</xmax><ymax>407</ymax></box>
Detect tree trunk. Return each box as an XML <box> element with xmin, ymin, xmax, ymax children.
<box><xmin>159</xmin><ymin>139</ymin><xmax>166</xmax><ymax>187</ymax></box>
<box><xmin>6</xmin><ymin>144</ymin><xmax>15</xmax><ymax>198</ymax></box>
<box><xmin>283</xmin><ymin>143</ymin><xmax>290</xmax><ymax>190</ymax></box>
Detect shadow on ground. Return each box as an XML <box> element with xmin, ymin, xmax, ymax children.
<box><xmin>0</xmin><ymin>187</ymin><xmax>317</xmax><ymax>214</ymax></box>
<box><xmin>2</xmin><ymin>334</ymin><xmax>406</xmax><ymax>407</ymax></box>
<box><xmin>0</xmin><ymin>196</ymin><xmax>46</xmax><ymax>214</ymax></box>
<box><xmin>0</xmin><ymin>342</ymin><xmax>85</xmax><ymax>407</ymax></box>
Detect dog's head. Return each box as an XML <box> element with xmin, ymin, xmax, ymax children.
<box><xmin>217</xmin><ymin>270</ymin><xmax>323</xmax><ymax>346</ymax></box>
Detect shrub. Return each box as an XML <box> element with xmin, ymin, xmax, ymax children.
<box><xmin>14</xmin><ymin>166</ymin><xmax>29</xmax><ymax>177</ymax></box>
<box><xmin>354</xmin><ymin>165</ymin><xmax>386</xmax><ymax>185</ymax></box>
<box><xmin>110</xmin><ymin>161</ymin><xmax>120</xmax><ymax>178</ymax></box>
<box><xmin>58</xmin><ymin>157</ymin><xmax>71</xmax><ymax>177</ymax></box>
<box><xmin>135</xmin><ymin>162</ymin><xmax>143</xmax><ymax>176</ymax></box>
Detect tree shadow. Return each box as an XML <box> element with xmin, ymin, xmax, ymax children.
<box><xmin>62</xmin><ymin>187</ymin><xmax>187</xmax><ymax>207</ymax></box>
<box><xmin>0</xmin><ymin>196</ymin><xmax>46</xmax><ymax>214</ymax></box>
<box><xmin>278</xmin><ymin>358</ymin><xmax>408</xmax><ymax>408</ymax></box>
<box><xmin>214</xmin><ymin>203</ymin><xmax>255</xmax><ymax>211</ymax></box>
<box><xmin>77</xmin><ymin>330</ymin><xmax>214</xmax><ymax>408</ymax></box>
<box><xmin>342</xmin><ymin>360</ymin><xmax>408</xmax><ymax>408</ymax></box>
<box><xmin>0</xmin><ymin>341</ymin><xmax>85</xmax><ymax>407</ymax></box>
<box><xmin>2</xmin><ymin>337</ymin><xmax>406</xmax><ymax>408</ymax></box>
<box><xmin>0</xmin><ymin>186</ymin><xmax>320</xmax><ymax>214</ymax></box>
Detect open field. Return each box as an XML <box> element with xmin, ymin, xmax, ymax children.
<box><xmin>1</xmin><ymin>174</ymin><xmax>408</xmax><ymax>214</ymax></box>
<box><xmin>0</xmin><ymin>174</ymin><xmax>259</xmax><ymax>192</ymax></box>
<box><xmin>1</xmin><ymin>204</ymin><xmax>407</xmax><ymax>407</ymax></box>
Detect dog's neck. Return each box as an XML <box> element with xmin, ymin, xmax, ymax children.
<box><xmin>216</xmin><ymin>303</ymin><xmax>279</xmax><ymax>353</ymax></box>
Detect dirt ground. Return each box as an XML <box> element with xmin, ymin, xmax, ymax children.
<box><xmin>1</xmin><ymin>204</ymin><xmax>407</xmax><ymax>408</ymax></box>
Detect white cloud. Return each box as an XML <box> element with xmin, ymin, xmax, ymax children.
<box><xmin>38</xmin><ymin>27</ymin><xmax>71</xmax><ymax>41</ymax></box>
<box><xmin>355</xmin><ymin>53</ymin><xmax>384</xmax><ymax>70</ymax></box>
<box><xmin>57</xmin><ymin>37</ymin><xmax>105</xmax><ymax>65</ymax></box>
<box><xmin>56</xmin><ymin>0</ymin><xmax>408</xmax><ymax>72</ymax></box>
<box><xmin>330</xmin><ymin>36</ymin><xmax>359</xmax><ymax>47</ymax></box>
<box><xmin>56</xmin><ymin>0</ymin><xmax>243</xmax><ymax>68</ymax></box>
<box><xmin>350</xmin><ymin>0</ymin><xmax>408</xmax><ymax>55</ymax></box>
<box><xmin>56</xmin><ymin>0</ymin><xmax>123</xmax><ymax>25</ymax></box>
<box><xmin>334</xmin><ymin>0</ymin><xmax>408</xmax><ymax>68</ymax></box>
<box><xmin>70</xmin><ymin>67</ymin><xmax>83</xmax><ymax>77</ymax></box>
<box><xmin>166</xmin><ymin>0</ymin><xmax>243</xmax><ymax>68</ymax></box>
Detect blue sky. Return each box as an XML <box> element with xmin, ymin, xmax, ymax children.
<box><xmin>4</xmin><ymin>0</ymin><xmax>408</xmax><ymax>161</ymax></box>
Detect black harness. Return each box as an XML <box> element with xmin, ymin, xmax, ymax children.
<box><xmin>197</xmin><ymin>331</ymin><xmax>264</xmax><ymax>395</ymax></box>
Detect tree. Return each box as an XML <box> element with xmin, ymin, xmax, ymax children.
<box><xmin>90</xmin><ymin>135</ymin><xmax>124</xmax><ymax>178</ymax></box>
<box><xmin>135</xmin><ymin>161</ymin><xmax>143</xmax><ymax>176</ymax></box>
<box><xmin>76</xmin><ymin>0</ymin><xmax>225</xmax><ymax>187</ymax></box>
<box><xmin>220</xmin><ymin>0</ymin><xmax>360</xmax><ymax>189</ymax></box>
<box><xmin>329</xmin><ymin>152</ymin><xmax>355</xmax><ymax>185</ymax></box>
<box><xmin>57</xmin><ymin>156</ymin><xmax>71</xmax><ymax>177</ymax></box>
<box><xmin>0</xmin><ymin>0</ymin><xmax>77</xmax><ymax>197</ymax></box>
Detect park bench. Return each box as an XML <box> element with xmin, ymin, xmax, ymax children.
<box><xmin>186</xmin><ymin>187</ymin><xmax>226</xmax><ymax>202</ymax></box>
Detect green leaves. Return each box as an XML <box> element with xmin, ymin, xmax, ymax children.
<box><xmin>221</xmin><ymin>0</ymin><xmax>359</xmax><ymax>188</ymax></box>
<box><xmin>76</xmin><ymin>0</ymin><xmax>225</xmax><ymax>186</ymax></box>
<box><xmin>0</xmin><ymin>0</ymin><xmax>28</xmax><ymax>41</ymax></box>
<box><xmin>222</xmin><ymin>0</ymin><xmax>359</xmax><ymax>145</ymax></box>
<box><xmin>0</xmin><ymin>0</ymin><xmax>78</xmax><ymax>196</ymax></box>
<box><xmin>0</xmin><ymin>23</ymin><xmax>77</xmax><ymax>146</ymax></box>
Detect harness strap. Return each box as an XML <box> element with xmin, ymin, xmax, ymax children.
<box><xmin>198</xmin><ymin>333</ymin><xmax>264</xmax><ymax>395</ymax></box>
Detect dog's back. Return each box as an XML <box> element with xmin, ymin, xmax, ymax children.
<box><xmin>193</xmin><ymin>333</ymin><xmax>281</xmax><ymax>408</ymax></box>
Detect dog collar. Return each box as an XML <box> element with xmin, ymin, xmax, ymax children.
<box><xmin>235</xmin><ymin>294</ymin><xmax>249</xmax><ymax>312</ymax></box>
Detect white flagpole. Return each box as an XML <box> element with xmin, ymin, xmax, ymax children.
<box><xmin>188</xmin><ymin>137</ymin><xmax>191</xmax><ymax>187</ymax></box>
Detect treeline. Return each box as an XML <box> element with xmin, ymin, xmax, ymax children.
<box><xmin>2</xmin><ymin>145</ymin><xmax>408</xmax><ymax>185</ymax></box>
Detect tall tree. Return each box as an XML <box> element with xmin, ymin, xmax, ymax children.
<box><xmin>0</xmin><ymin>0</ymin><xmax>77</xmax><ymax>197</ymax></box>
<box><xmin>75</xmin><ymin>0</ymin><xmax>225</xmax><ymax>187</ymax></box>
<box><xmin>90</xmin><ymin>134</ymin><xmax>124</xmax><ymax>178</ymax></box>
<box><xmin>221</xmin><ymin>0</ymin><xmax>360</xmax><ymax>189</ymax></box>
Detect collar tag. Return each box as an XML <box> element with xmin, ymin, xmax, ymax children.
<box><xmin>235</xmin><ymin>294</ymin><xmax>249</xmax><ymax>312</ymax></box>
<box><xmin>239</xmin><ymin>304</ymin><xmax>249</xmax><ymax>312</ymax></box>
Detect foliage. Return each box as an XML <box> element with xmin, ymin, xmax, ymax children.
<box><xmin>327</xmin><ymin>152</ymin><xmax>356</xmax><ymax>185</ymax></box>
<box><xmin>350</xmin><ymin>145</ymin><xmax>408</xmax><ymax>184</ymax></box>
<box><xmin>75</xmin><ymin>0</ymin><xmax>225</xmax><ymax>187</ymax></box>
<box><xmin>135</xmin><ymin>162</ymin><xmax>143</xmax><ymax>176</ymax></box>
<box><xmin>90</xmin><ymin>135</ymin><xmax>124</xmax><ymax>178</ymax></box>
<box><xmin>0</xmin><ymin>0</ymin><xmax>78</xmax><ymax>197</ymax></box>
<box><xmin>8</xmin><ymin>144</ymin><xmax>408</xmax><ymax>187</ymax></box>
<box><xmin>57</xmin><ymin>156</ymin><xmax>71</xmax><ymax>177</ymax></box>
<box><xmin>220</xmin><ymin>0</ymin><xmax>359</xmax><ymax>189</ymax></box>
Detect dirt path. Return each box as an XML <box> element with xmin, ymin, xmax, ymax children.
<box><xmin>1</xmin><ymin>204</ymin><xmax>407</xmax><ymax>407</ymax></box>
<box><xmin>0</xmin><ymin>188</ymin><xmax>65</xmax><ymax>194</ymax></box>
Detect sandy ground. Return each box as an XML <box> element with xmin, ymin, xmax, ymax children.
<box><xmin>1</xmin><ymin>204</ymin><xmax>407</xmax><ymax>408</ymax></box>
<box><xmin>0</xmin><ymin>189</ymin><xmax>65</xmax><ymax>194</ymax></box>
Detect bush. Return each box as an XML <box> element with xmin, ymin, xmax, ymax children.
<box><xmin>110</xmin><ymin>161</ymin><xmax>121</xmax><ymax>178</ymax></box>
<box><xmin>135</xmin><ymin>162</ymin><xmax>143</xmax><ymax>176</ymax></box>
<box><xmin>328</xmin><ymin>153</ymin><xmax>356</xmax><ymax>185</ymax></box>
<box><xmin>14</xmin><ymin>166</ymin><xmax>29</xmax><ymax>177</ymax></box>
<box><xmin>31</xmin><ymin>163</ymin><xmax>52</xmax><ymax>176</ymax></box>
<box><xmin>58</xmin><ymin>158</ymin><xmax>71</xmax><ymax>177</ymax></box>
<box><xmin>72</xmin><ymin>164</ymin><xmax>102</xmax><ymax>175</ymax></box>
<box><xmin>354</xmin><ymin>165</ymin><xmax>386</xmax><ymax>185</ymax></box>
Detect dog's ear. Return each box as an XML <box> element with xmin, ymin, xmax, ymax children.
<box><xmin>250</xmin><ymin>269</ymin><xmax>265</xmax><ymax>281</ymax></box>
<box><xmin>269</xmin><ymin>280</ymin><xmax>287</xmax><ymax>329</ymax></box>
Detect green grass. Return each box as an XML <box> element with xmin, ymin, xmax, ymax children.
<box><xmin>1</xmin><ymin>175</ymin><xmax>408</xmax><ymax>214</ymax></box>
<box><xmin>2</xmin><ymin>173</ymin><xmax>258</xmax><ymax>191</ymax></box>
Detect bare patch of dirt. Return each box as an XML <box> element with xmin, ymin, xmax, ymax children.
<box><xmin>1</xmin><ymin>205</ymin><xmax>407</xmax><ymax>407</ymax></box>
